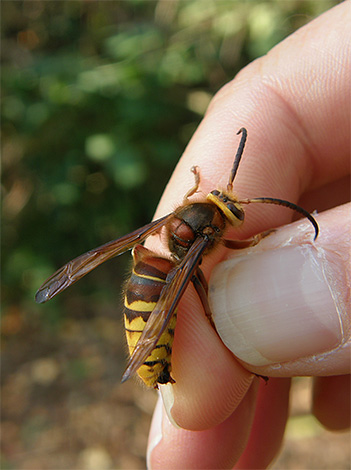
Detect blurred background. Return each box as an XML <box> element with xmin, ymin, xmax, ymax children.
<box><xmin>1</xmin><ymin>1</ymin><xmax>348</xmax><ymax>469</ymax></box>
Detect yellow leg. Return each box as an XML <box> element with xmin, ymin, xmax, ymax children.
<box><xmin>223</xmin><ymin>229</ymin><xmax>275</xmax><ymax>250</ymax></box>
<box><xmin>183</xmin><ymin>166</ymin><xmax>200</xmax><ymax>201</ymax></box>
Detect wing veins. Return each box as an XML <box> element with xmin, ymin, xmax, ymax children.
<box><xmin>35</xmin><ymin>213</ymin><xmax>173</xmax><ymax>303</ymax></box>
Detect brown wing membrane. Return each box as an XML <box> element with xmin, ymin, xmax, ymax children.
<box><xmin>35</xmin><ymin>214</ymin><xmax>173</xmax><ymax>304</ymax></box>
<box><xmin>121</xmin><ymin>236</ymin><xmax>210</xmax><ymax>383</ymax></box>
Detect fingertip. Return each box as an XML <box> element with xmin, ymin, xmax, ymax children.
<box><xmin>209</xmin><ymin>206</ymin><xmax>350</xmax><ymax>377</ymax></box>
<box><xmin>313</xmin><ymin>375</ymin><xmax>351</xmax><ymax>431</ymax></box>
<box><xmin>147</xmin><ymin>395</ymin><xmax>164</xmax><ymax>470</ymax></box>
<box><xmin>234</xmin><ymin>378</ymin><xmax>291</xmax><ymax>469</ymax></box>
<box><xmin>148</xmin><ymin>379</ymin><xmax>260</xmax><ymax>470</ymax></box>
<box><xmin>165</xmin><ymin>289</ymin><xmax>254</xmax><ymax>431</ymax></box>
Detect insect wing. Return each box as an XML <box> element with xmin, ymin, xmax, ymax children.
<box><xmin>35</xmin><ymin>213</ymin><xmax>173</xmax><ymax>303</ymax></box>
<box><xmin>121</xmin><ymin>236</ymin><xmax>210</xmax><ymax>383</ymax></box>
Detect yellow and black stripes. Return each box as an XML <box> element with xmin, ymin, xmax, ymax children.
<box><xmin>123</xmin><ymin>245</ymin><xmax>177</xmax><ymax>388</ymax></box>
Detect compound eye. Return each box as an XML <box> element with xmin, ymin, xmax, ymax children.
<box><xmin>227</xmin><ymin>202</ymin><xmax>244</xmax><ymax>221</ymax></box>
<box><xmin>211</xmin><ymin>189</ymin><xmax>220</xmax><ymax>196</ymax></box>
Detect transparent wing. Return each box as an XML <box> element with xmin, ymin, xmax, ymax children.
<box><xmin>121</xmin><ymin>236</ymin><xmax>210</xmax><ymax>383</ymax></box>
<box><xmin>35</xmin><ymin>213</ymin><xmax>173</xmax><ymax>303</ymax></box>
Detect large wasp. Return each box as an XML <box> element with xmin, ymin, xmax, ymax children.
<box><xmin>36</xmin><ymin>128</ymin><xmax>319</xmax><ymax>388</ymax></box>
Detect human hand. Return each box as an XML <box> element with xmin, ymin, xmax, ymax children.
<box><xmin>146</xmin><ymin>3</ymin><xmax>350</xmax><ymax>468</ymax></box>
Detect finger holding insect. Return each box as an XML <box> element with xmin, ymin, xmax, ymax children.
<box><xmin>145</xmin><ymin>8</ymin><xmax>349</xmax><ymax>431</ymax></box>
<box><xmin>209</xmin><ymin>203</ymin><xmax>351</xmax><ymax>378</ymax></box>
<box><xmin>158</xmin><ymin>283</ymin><xmax>255</xmax><ymax>431</ymax></box>
<box><xmin>38</xmin><ymin>126</ymin><xmax>317</xmax><ymax>400</ymax></box>
<box><xmin>147</xmin><ymin>3</ymin><xmax>350</xmax><ymax>469</ymax></box>
<box><xmin>145</xmin><ymin>132</ymin><xmax>320</xmax><ymax>430</ymax></box>
<box><xmin>148</xmin><ymin>379</ymin><xmax>260</xmax><ymax>470</ymax></box>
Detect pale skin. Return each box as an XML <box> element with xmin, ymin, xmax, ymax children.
<box><xmin>146</xmin><ymin>3</ymin><xmax>350</xmax><ymax>469</ymax></box>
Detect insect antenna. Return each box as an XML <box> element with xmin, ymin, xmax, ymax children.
<box><xmin>239</xmin><ymin>197</ymin><xmax>319</xmax><ymax>240</ymax></box>
<box><xmin>227</xmin><ymin>127</ymin><xmax>248</xmax><ymax>192</ymax></box>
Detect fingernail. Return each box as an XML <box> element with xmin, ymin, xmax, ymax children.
<box><xmin>209</xmin><ymin>244</ymin><xmax>343</xmax><ymax>366</ymax></box>
<box><xmin>159</xmin><ymin>383</ymin><xmax>181</xmax><ymax>429</ymax></box>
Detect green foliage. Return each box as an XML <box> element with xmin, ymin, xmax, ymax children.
<box><xmin>2</xmin><ymin>0</ymin><xmax>338</xmax><ymax>315</ymax></box>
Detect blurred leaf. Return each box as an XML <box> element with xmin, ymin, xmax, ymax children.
<box><xmin>85</xmin><ymin>134</ymin><xmax>116</xmax><ymax>162</ymax></box>
<box><xmin>105</xmin><ymin>27</ymin><xmax>163</xmax><ymax>61</ymax></box>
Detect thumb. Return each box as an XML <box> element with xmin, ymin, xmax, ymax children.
<box><xmin>208</xmin><ymin>203</ymin><xmax>350</xmax><ymax>377</ymax></box>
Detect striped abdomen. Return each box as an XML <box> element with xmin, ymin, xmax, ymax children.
<box><xmin>124</xmin><ymin>245</ymin><xmax>176</xmax><ymax>388</ymax></box>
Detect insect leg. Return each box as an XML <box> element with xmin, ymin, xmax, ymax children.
<box><xmin>223</xmin><ymin>229</ymin><xmax>275</xmax><ymax>250</ymax></box>
<box><xmin>195</xmin><ymin>266</ymin><xmax>208</xmax><ymax>294</ymax></box>
<box><xmin>192</xmin><ymin>267</ymin><xmax>214</xmax><ymax>328</ymax></box>
<box><xmin>183</xmin><ymin>166</ymin><xmax>200</xmax><ymax>201</ymax></box>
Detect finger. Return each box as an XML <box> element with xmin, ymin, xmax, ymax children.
<box><xmin>152</xmin><ymin>2</ymin><xmax>349</xmax><ymax>240</ymax></box>
<box><xmin>148</xmin><ymin>381</ymin><xmax>259</xmax><ymax>470</ymax></box>
<box><xmin>209</xmin><ymin>2</ymin><xmax>350</xmax><ymax>200</ymax></box>
<box><xmin>297</xmin><ymin>174</ymin><xmax>350</xmax><ymax>214</ymax></box>
<box><xmin>145</xmin><ymin>1</ymin><xmax>350</xmax><ymax>431</ymax></box>
<box><xmin>159</xmin><ymin>281</ymin><xmax>254</xmax><ymax>431</ymax></box>
<box><xmin>209</xmin><ymin>204</ymin><xmax>351</xmax><ymax>377</ymax></box>
<box><xmin>312</xmin><ymin>375</ymin><xmax>351</xmax><ymax>430</ymax></box>
<box><xmin>234</xmin><ymin>378</ymin><xmax>291</xmax><ymax>469</ymax></box>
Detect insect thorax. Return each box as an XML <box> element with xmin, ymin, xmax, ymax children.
<box><xmin>167</xmin><ymin>202</ymin><xmax>227</xmax><ymax>260</ymax></box>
